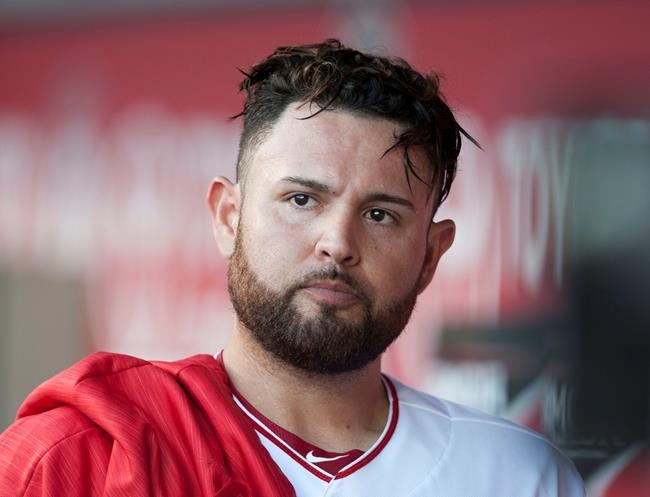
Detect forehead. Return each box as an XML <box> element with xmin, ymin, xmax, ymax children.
<box><xmin>246</xmin><ymin>103</ymin><xmax>432</xmax><ymax>203</ymax></box>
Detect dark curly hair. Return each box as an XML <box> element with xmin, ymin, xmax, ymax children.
<box><xmin>233</xmin><ymin>39</ymin><xmax>478</xmax><ymax>212</ymax></box>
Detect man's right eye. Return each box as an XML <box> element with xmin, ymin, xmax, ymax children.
<box><xmin>290</xmin><ymin>194</ymin><xmax>315</xmax><ymax>207</ymax></box>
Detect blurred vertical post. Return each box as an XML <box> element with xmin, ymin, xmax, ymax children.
<box><xmin>566</xmin><ymin>120</ymin><xmax>650</xmax><ymax>494</ymax></box>
<box><xmin>0</xmin><ymin>269</ymin><xmax>85</xmax><ymax>430</ymax></box>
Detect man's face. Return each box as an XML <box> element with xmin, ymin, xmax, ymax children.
<box><xmin>225</xmin><ymin>103</ymin><xmax>452</xmax><ymax>374</ymax></box>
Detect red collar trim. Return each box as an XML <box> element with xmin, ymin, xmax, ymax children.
<box><xmin>335</xmin><ymin>376</ymin><xmax>399</xmax><ymax>480</ymax></box>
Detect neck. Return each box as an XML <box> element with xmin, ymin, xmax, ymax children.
<box><xmin>222</xmin><ymin>320</ymin><xmax>389</xmax><ymax>452</ymax></box>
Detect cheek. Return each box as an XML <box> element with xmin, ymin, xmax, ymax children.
<box><xmin>240</xmin><ymin>205</ymin><xmax>313</xmax><ymax>288</ymax></box>
<box><xmin>365</xmin><ymin>232</ymin><xmax>427</xmax><ymax>297</ymax></box>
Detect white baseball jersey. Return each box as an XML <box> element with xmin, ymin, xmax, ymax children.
<box><xmin>233</xmin><ymin>375</ymin><xmax>585</xmax><ymax>497</ymax></box>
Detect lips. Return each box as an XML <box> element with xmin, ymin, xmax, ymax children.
<box><xmin>300</xmin><ymin>280</ymin><xmax>361</xmax><ymax>306</ymax></box>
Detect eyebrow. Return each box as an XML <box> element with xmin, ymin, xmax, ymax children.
<box><xmin>279</xmin><ymin>176</ymin><xmax>415</xmax><ymax>211</ymax></box>
<box><xmin>366</xmin><ymin>193</ymin><xmax>415</xmax><ymax>211</ymax></box>
<box><xmin>280</xmin><ymin>176</ymin><xmax>333</xmax><ymax>193</ymax></box>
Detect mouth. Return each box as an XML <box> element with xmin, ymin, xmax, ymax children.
<box><xmin>300</xmin><ymin>280</ymin><xmax>361</xmax><ymax>307</ymax></box>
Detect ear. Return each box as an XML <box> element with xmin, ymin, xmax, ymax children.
<box><xmin>416</xmin><ymin>219</ymin><xmax>455</xmax><ymax>294</ymax></box>
<box><xmin>207</xmin><ymin>176</ymin><xmax>241</xmax><ymax>258</ymax></box>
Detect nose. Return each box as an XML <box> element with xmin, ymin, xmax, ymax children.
<box><xmin>314</xmin><ymin>210</ymin><xmax>360</xmax><ymax>267</ymax></box>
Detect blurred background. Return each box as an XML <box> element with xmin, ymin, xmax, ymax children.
<box><xmin>1</xmin><ymin>0</ymin><xmax>648</xmax><ymax>494</ymax></box>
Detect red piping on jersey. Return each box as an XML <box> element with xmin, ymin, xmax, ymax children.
<box><xmin>235</xmin><ymin>398</ymin><xmax>334</xmax><ymax>482</ymax></box>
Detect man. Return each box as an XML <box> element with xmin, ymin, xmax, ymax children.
<box><xmin>0</xmin><ymin>39</ymin><xmax>584</xmax><ymax>496</ymax></box>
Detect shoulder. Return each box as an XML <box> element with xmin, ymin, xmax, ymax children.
<box><xmin>388</xmin><ymin>377</ymin><xmax>585</xmax><ymax>496</ymax></box>
<box><xmin>17</xmin><ymin>351</ymin><xmax>217</xmax><ymax>418</ymax></box>
<box><xmin>393</xmin><ymin>376</ymin><xmax>560</xmax><ymax>451</ymax></box>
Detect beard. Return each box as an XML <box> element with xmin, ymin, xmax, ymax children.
<box><xmin>227</xmin><ymin>229</ymin><xmax>420</xmax><ymax>375</ymax></box>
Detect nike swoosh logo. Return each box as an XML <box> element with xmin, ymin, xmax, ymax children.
<box><xmin>305</xmin><ymin>450</ymin><xmax>348</xmax><ymax>464</ymax></box>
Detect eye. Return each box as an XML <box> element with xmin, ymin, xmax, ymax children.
<box><xmin>289</xmin><ymin>193</ymin><xmax>316</xmax><ymax>208</ymax></box>
<box><xmin>364</xmin><ymin>208</ymin><xmax>396</xmax><ymax>225</ymax></box>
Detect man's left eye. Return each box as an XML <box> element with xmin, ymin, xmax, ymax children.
<box><xmin>364</xmin><ymin>208</ymin><xmax>395</xmax><ymax>224</ymax></box>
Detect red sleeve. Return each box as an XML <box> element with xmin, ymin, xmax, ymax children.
<box><xmin>0</xmin><ymin>407</ymin><xmax>111</xmax><ymax>497</ymax></box>
<box><xmin>1</xmin><ymin>353</ymin><xmax>292</xmax><ymax>497</ymax></box>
